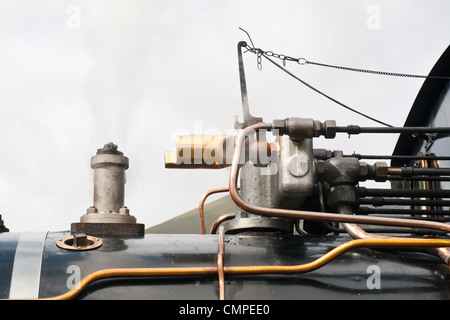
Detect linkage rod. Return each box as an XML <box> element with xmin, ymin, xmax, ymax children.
<box><xmin>388</xmin><ymin>167</ymin><xmax>450</xmax><ymax>176</ymax></box>
<box><xmin>358</xmin><ymin>187</ymin><xmax>450</xmax><ymax>198</ymax></box>
<box><xmin>387</xmin><ymin>176</ymin><xmax>450</xmax><ymax>182</ymax></box>
<box><xmin>358</xmin><ymin>207</ymin><xmax>450</xmax><ymax>216</ymax></box>
<box><xmin>346</xmin><ymin>154</ymin><xmax>450</xmax><ymax>161</ymax></box>
<box><xmin>336</xmin><ymin>125</ymin><xmax>450</xmax><ymax>135</ymax></box>
<box><xmin>359</xmin><ymin>197</ymin><xmax>450</xmax><ymax>207</ymax></box>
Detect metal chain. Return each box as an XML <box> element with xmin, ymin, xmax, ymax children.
<box><xmin>245</xmin><ymin>44</ymin><xmax>450</xmax><ymax>79</ymax></box>
<box><xmin>305</xmin><ymin>60</ymin><xmax>449</xmax><ymax>79</ymax></box>
<box><xmin>245</xmin><ymin>45</ymin><xmax>304</xmax><ymax>70</ymax></box>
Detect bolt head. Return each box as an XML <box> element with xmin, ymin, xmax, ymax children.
<box><xmin>86</xmin><ymin>206</ymin><xmax>98</xmax><ymax>214</ymax></box>
<box><xmin>119</xmin><ymin>206</ymin><xmax>130</xmax><ymax>215</ymax></box>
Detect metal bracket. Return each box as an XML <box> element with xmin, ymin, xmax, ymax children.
<box><xmin>235</xmin><ymin>41</ymin><xmax>263</xmax><ymax>129</ymax></box>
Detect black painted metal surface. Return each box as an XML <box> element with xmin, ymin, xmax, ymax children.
<box><xmin>0</xmin><ymin>233</ymin><xmax>19</xmax><ymax>298</ymax></box>
<box><xmin>392</xmin><ymin>45</ymin><xmax>450</xmax><ymax>167</ymax></box>
<box><xmin>1</xmin><ymin>231</ymin><xmax>449</xmax><ymax>299</ymax></box>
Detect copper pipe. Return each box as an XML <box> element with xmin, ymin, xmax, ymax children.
<box><xmin>339</xmin><ymin>205</ymin><xmax>450</xmax><ymax>268</ymax></box>
<box><xmin>39</xmin><ymin>237</ymin><xmax>450</xmax><ymax>300</ymax></box>
<box><xmin>217</xmin><ymin>226</ymin><xmax>226</xmax><ymax>300</ymax></box>
<box><xmin>210</xmin><ymin>213</ymin><xmax>235</xmax><ymax>234</ymax></box>
<box><xmin>387</xmin><ymin>167</ymin><xmax>450</xmax><ymax>176</ymax></box>
<box><xmin>344</xmin><ymin>222</ymin><xmax>450</xmax><ymax>267</ymax></box>
<box><xmin>224</xmin><ymin>238</ymin><xmax>450</xmax><ymax>275</ymax></box>
<box><xmin>199</xmin><ymin>188</ymin><xmax>230</xmax><ymax>234</ymax></box>
<box><xmin>41</xmin><ymin>266</ymin><xmax>217</xmax><ymax>300</ymax></box>
<box><xmin>199</xmin><ymin>187</ymin><xmax>239</xmax><ymax>234</ymax></box>
<box><xmin>436</xmin><ymin>247</ymin><xmax>450</xmax><ymax>265</ymax></box>
<box><xmin>344</xmin><ymin>223</ymin><xmax>385</xmax><ymax>240</ymax></box>
<box><xmin>339</xmin><ymin>205</ymin><xmax>394</xmax><ymax>240</ymax></box>
<box><xmin>228</xmin><ymin>122</ymin><xmax>450</xmax><ymax>234</ymax></box>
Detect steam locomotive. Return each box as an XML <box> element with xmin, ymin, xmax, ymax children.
<box><xmin>0</xmin><ymin>43</ymin><xmax>449</xmax><ymax>301</ymax></box>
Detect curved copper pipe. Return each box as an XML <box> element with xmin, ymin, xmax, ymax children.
<box><xmin>344</xmin><ymin>222</ymin><xmax>450</xmax><ymax>266</ymax></box>
<box><xmin>338</xmin><ymin>206</ymin><xmax>392</xmax><ymax>241</ymax></box>
<box><xmin>228</xmin><ymin>122</ymin><xmax>450</xmax><ymax>234</ymax></box>
<box><xmin>199</xmin><ymin>187</ymin><xmax>239</xmax><ymax>234</ymax></box>
<box><xmin>225</xmin><ymin>238</ymin><xmax>450</xmax><ymax>275</ymax></box>
<box><xmin>339</xmin><ymin>205</ymin><xmax>450</xmax><ymax>267</ymax></box>
<box><xmin>39</xmin><ymin>237</ymin><xmax>450</xmax><ymax>300</ymax></box>
<box><xmin>41</xmin><ymin>266</ymin><xmax>216</xmax><ymax>300</ymax></box>
<box><xmin>436</xmin><ymin>247</ymin><xmax>450</xmax><ymax>265</ymax></box>
<box><xmin>210</xmin><ymin>213</ymin><xmax>236</xmax><ymax>234</ymax></box>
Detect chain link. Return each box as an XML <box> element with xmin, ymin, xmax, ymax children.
<box><xmin>244</xmin><ymin>44</ymin><xmax>450</xmax><ymax>79</ymax></box>
<box><xmin>245</xmin><ymin>44</ymin><xmax>305</xmax><ymax>70</ymax></box>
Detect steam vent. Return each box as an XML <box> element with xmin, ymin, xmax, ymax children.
<box><xmin>71</xmin><ymin>142</ymin><xmax>144</xmax><ymax>236</ymax></box>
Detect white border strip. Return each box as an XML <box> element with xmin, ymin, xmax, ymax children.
<box><xmin>9</xmin><ymin>232</ymin><xmax>48</xmax><ymax>299</ymax></box>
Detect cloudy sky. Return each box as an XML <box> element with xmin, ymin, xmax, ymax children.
<box><xmin>0</xmin><ymin>0</ymin><xmax>449</xmax><ymax>232</ymax></box>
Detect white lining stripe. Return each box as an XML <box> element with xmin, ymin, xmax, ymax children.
<box><xmin>9</xmin><ymin>232</ymin><xmax>48</xmax><ymax>299</ymax></box>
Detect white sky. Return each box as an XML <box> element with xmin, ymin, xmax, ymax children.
<box><xmin>0</xmin><ymin>0</ymin><xmax>449</xmax><ymax>232</ymax></box>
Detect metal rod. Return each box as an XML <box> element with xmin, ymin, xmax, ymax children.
<box><xmin>358</xmin><ymin>187</ymin><xmax>450</xmax><ymax>198</ymax></box>
<box><xmin>346</xmin><ymin>154</ymin><xmax>450</xmax><ymax>161</ymax></box>
<box><xmin>358</xmin><ymin>207</ymin><xmax>450</xmax><ymax>216</ymax></box>
<box><xmin>388</xmin><ymin>167</ymin><xmax>450</xmax><ymax>176</ymax></box>
<box><xmin>336</xmin><ymin>125</ymin><xmax>450</xmax><ymax>135</ymax></box>
<box><xmin>371</xmin><ymin>213</ymin><xmax>450</xmax><ymax>224</ymax></box>
<box><xmin>238</xmin><ymin>41</ymin><xmax>251</xmax><ymax>121</ymax></box>
<box><xmin>387</xmin><ymin>176</ymin><xmax>450</xmax><ymax>182</ymax></box>
<box><xmin>236</xmin><ymin>41</ymin><xmax>262</xmax><ymax>127</ymax></box>
<box><xmin>359</xmin><ymin>197</ymin><xmax>450</xmax><ymax>207</ymax></box>
<box><xmin>366</xmin><ymin>215</ymin><xmax>450</xmax><ymax>222</ymax></box>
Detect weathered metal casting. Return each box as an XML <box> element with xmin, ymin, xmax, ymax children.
<box><xmin>71</xmin><ymin>142</ymin><xmax>144</xmax><ymax>236</ymax></box>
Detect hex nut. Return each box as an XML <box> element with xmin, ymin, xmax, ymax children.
<box><xmin>324</xmin><ymin>120</ymin><xmax>337</xmax><ymax>139</ymax></box>
<box><xmin>272</xmin><ymin>119</ymin><xmax>286</xmax><ymax>135</ymax></box>
<box><xmin>375</xmin><ymin>162</ymin><xmax>389</xmax><ymax>180</ymax></box>
<box><xmin>359</xmin><ymin>162</ymin><xmax>369</xmax><ymax>179</ymax></box>
<box><xmin>86</xmin><ymin>206</ymin><xmax>98</xmax><ymax>214</ymax></box>
<box><xmin>119</xmin><ymin>206</ymin><xmax>130</xmax><ymax>215</ymax></box>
